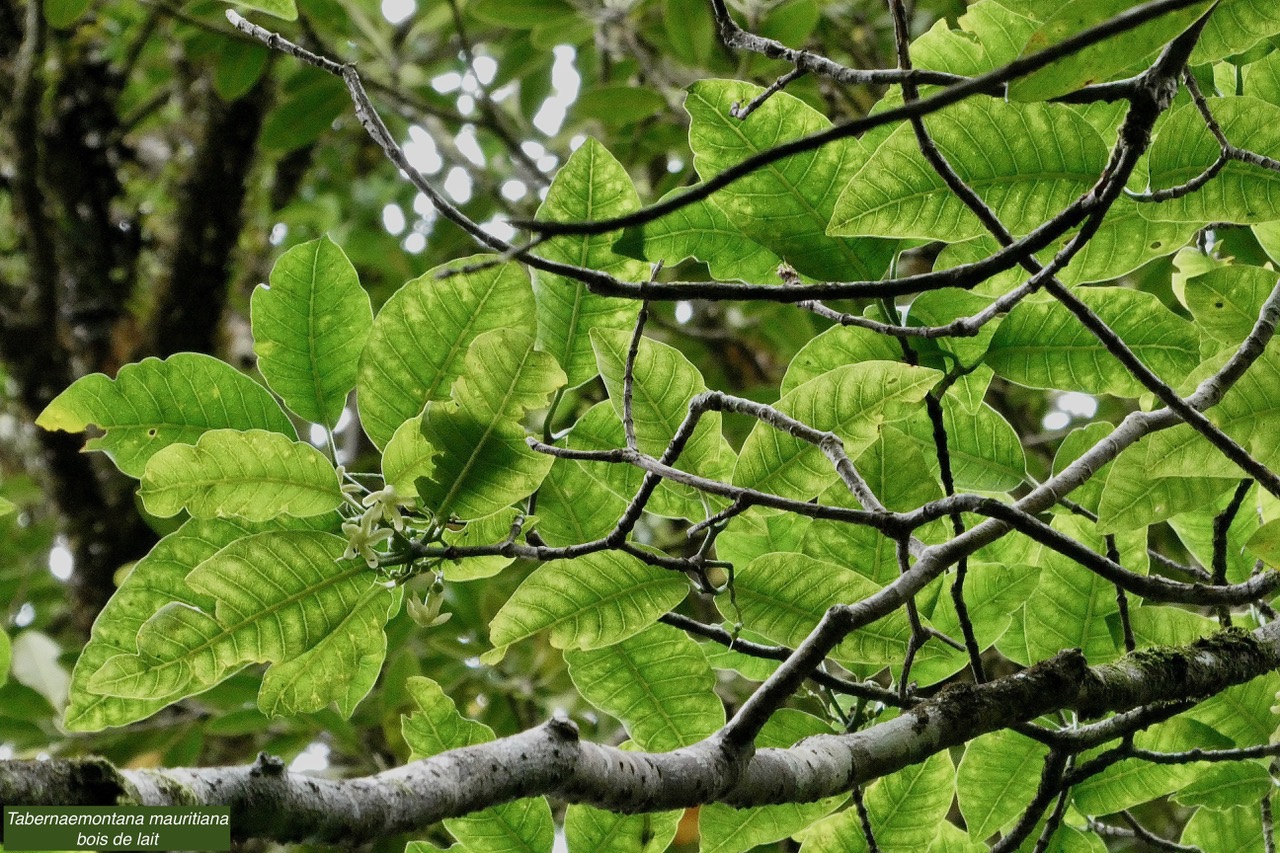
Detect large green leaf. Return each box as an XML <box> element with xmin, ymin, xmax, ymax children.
<box><xmin>799</xmin><ymin>752</ymin><xmax>955</xmax><ymax>852</ymax></box>
<box><xmin>1184</xmin><ymin>673</ymin><xmax>1280</xmax><ymax>747</ymax></box>
<box><xmin>733</xmin><ymin>362</ymin><xmax>940</xmax><ymax>499</ymax></box>
<box><xmin>985</xmin><ymin>287</ymin><xmax>1200</xmax><ymax>396</ymax></box>
<box><xmin>1020</xmin><ymin>516</ymin><xmax>1124</xmax><ymax>664</ymax></box>
<box><xmin>910</xmin><ymin>1</ymin><xmax>1040</xmax><ymax>76</ymax></box>
<box><xmin>86</xmin><ymin>531</ymin><xmax>395</xmax><ymax>718</ymax></box>
<box><xmin>66</xmin><ymin>516</ymin><xmax>331</xmax><ymax>731</ymax></box>
<box><xmin>357</xmin><ymin>258</ymin><xmax>535</xmax><ymax>449</ymax></box>
<box><xmin>830</xmin><ymin>100</ymin><xmax>1106</xmax><ymax>242</ymax></box>
<box><xmin>1185</xmin><ymin>265</ymin><xmax>1279</xmax><ymax>352</ymax></box>
<box><xmin>1209</xmin><ymin>346</ymin><xmax>1280</xmax><ymax>469</ymax></box>
<box><xmin>535</xmin><ymin>403</ymin><xmax>635</xmax><ymax>546</ymax></box>
<box><xmin>416</xmin><ymin>329</ymin><xmax>565</xmax><ymax>520</ymax></box>
<box><xmin>401</xmin><ymin>677</ymin><xmax>555</xmax><ymax>853</ymax></box>
<box><xmin>1071</xmin><ymin>719</ymin><xmax>1212</xmax><ymax>815</ymax></box>
<box><xmin>725</xmin><ymin>553</ymin><xmax>913</xmax><ymax>667</ymax></box>
<box><xmin>781</xmin><ymin>325</ymin><xmax>905</xmax><ymax>396</ymax></box>
<box><xmin>614</xmin><ymin>193</ymin><xmax>783</xmax><ymax>283</ymax></box>
<box><xmin>564</xmin><ymin>805</ymin><xmax>679</xmax><ymax>853</ymax></box>
<box><xmin>138</xmin><ymin>429</ymin><xmax>342</xmax><ymax>521</ymax></box>
<box><xmin>1141</xmin><ymin>98</ymin><xmax>1280</xmax><ymax>224</ymax></box>
<box><xmin>565</xmin><ymin>624</ymin><xmax>724</xmax><ymax>752</ymax></box>
<box><xmin>252</xmin><ymin>236</ymin><xmax>372</xmax><ymax>427</ymax></box>
<box><xmin>592</xmin><ymin>328</ymin><xmax>733</xmax><ymax>512</ymax></box>
<box><xmin>685</xmin><ymin>80</ymin><xmax>892</xmax><ymax>281</ymax></box>
<box><xmin>899</xmin><ymin>395</ymin><xmax>1027</xmax><ymax>494</ymax></box>
<box><xmin>957</xmin><ymin>729</ymin><xmax>1050</xmax><ymax>841</ymax></box>
<box><xmin>1194</xmin><ymin>0</ymin><xmax>1280</xmax><ymax>62</ymax></box>
<box><xmin>1008</xmin><ymin>0</ymin><xmax>1211</xmax><ymax>101</ymax></box>
<box><xmin>483</xmin><ymin>551</ymin><xmax>688</xmax><ymax>663</ymax></box>
<box><xmin>800</xmin><ymin>427</ymin><xmax>946</xmax><ymax>588</ymax></box>
<box><xmin>699</xmin><ymin>710</ymin><xmax>845</xmax><ymax>853</ymax></box>
<box><xmin>1183</xmin><ymin>805</ymin><xmax>1265</xmax><ymax>853</ymax></box>
<box><xmin>1096</xmin><ymin>425</ymin><xmax>1238</xmax><ymax>531</ymax></box>
<box><xmin>36</xmin><ymin>353</ymin><xmax>295</xmax><ymax>478</ymax></box>
<box><xmin>533</xmin><ymin>138</ymin><xmax>647</xmax><ymax>389</ymax></box>
<box><xmin>1172</xmin><ymin>762</ymin><xmax>1271</xmax><ymax>811</ymax></box>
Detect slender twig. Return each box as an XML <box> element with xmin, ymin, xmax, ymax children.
<box><xmin>729</xmin><ymin>68</ymin><xmax>806</xmax><ymax>120</ymax></box>
<box><xmin>1213</xmin><ymin>479</ymin><xmax>1253</xmax><ymax>625</ymax></box>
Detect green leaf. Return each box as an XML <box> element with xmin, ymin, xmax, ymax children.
<box><xmin>258</xmin><ymin>582</ymin><xmax>400</xmax><ymax>717</ymax></box>
<box><xmin>575</xmin><ymin>85</ymin><xmax>666</xmax><ymax>125</ymax></box>
<box><xmin>1127</xmin><ymin>605</ymin><xmax>1216</xmax><ymax>648</ymax></box>
<box><xmin>0</xmin><ymin>629</ymin><xmax>8</xmax><ymax>687</ymax></box>
<box><xmin>1172</xmin><ymin>762</ymin><xmax>1271</xmax><ymax>810</ymax></box>
<box><xmin>86</xmin><ymin>531</ymin><xmax>394</xmax><ymax>717</ymax></box>
<box><xmin>213</xmin><ymin>39</ymin><xmax>270</xmax><ymax>101</ymax></box>
<box><xmin>899</xmin><ymin>395</ymin><xmax>1027</xmax><ymax>493</ymax></box>
<box><xmin>781</xmin><ymin>325</ymin><xmax>905</xmax><ymax>396</ymax></box>
<box><xmin>1051</xmin><ymin>422</ymin><xmax>1115</xmax><ymax>514</ymax></box>
<box><xmin>800</xmin><ymin>752</ymin><xmax>955</xmax><ymax>852</ymax></box>
<box><xmin>358</xmin><ymin>257</ymin><xmax>535</xmax><ymax>449</ymax></box>
<box><xmin>1052</xmin><ymin>199</ymin><xmax>1196</xmax><ymax>285</ymax></box>
<box><xmin>565</xmin><ymin>624</ymin><xmax>724</xmax><ymax>751</ymax></box>
<box><xmin>1182</xmin><ymin>805</ymin><xmax>1264</xmax><ymax>853</ymax></box>
<box><xmin>1008</xmin><ymin>0</ymin><xmax>1211</xmax><ymax>101</ymax></box>
<box><xmin>733</xmin><ymin>362</ymin><xmax>940</xmax><ymax>499</ymax></box>
<box><xmin>985</xmin><ymin>287</ymin><xmax>1200</xmax><ymax>397</ymax></box>
<box><xmin>1185</xmin><ymin>673</ymin><xmax>1280</xmax><ymax>746</ymax></box>
<box><xmin>615</xmin><ymin>193</ymin><xmax>783</xmax><ymax>283</ymax></box>
<box><xmin>1142</xmin><ymin>98</ymin><xmax>1280</xmax><ymax>224</ymax></box>
<box><xmin>535</xmin><ymin>403</ymin><xmax>634</xmax><ymax>546</ymax></box>
<box><xmin>957</xmin><ymin>729</ymin><xmax>1051</xmax><ymax>840</ymax></box>
<box><xmin>222</xmin><ymin>0</ymin><xmax>298</xmax><ymax>20</ymax></box>
<box><xmin>906</xmin><ymin>288</ymin><xmax>1001</xmax><ymax>369</ymax></box>
<box><xmin>1071</xmin><ymin>719</ymin><xmax>1206</xmax><ymax>815</ymax></box>
<box><xmin>438</xmin><ymin>509</ymin><xmax>523</xmax><ymax>582</ymax></box>
<box><xmin>0</xmin><ymin>495</ymin><xmax>14</xmax><ymax>517</ymax></box>
<box><xmin>1246</xmin><ymin>518</ymin><xmax>1280</xmax><ymax>567</ymax></box>
<box><xmin>402</xmin><ymin>675</ymin><xmax>492</xmax><ymax>757</ymax></box>
<box><xmin>1243</xmin><ymin>48</ymin><xmax>1280</xmax><ymax>105</ymax></box>
<box><xmin>401</xmin><ymin>677</ymin><xmax>555</xmax><ymax>853</ymax></box>
<box><xmin>446</xmin><ymin>797</ymin><xmax>556</xmax><ymax>853</ymax></box>
<box><xmin>1194</xmin><ymin>0</ymin><xmax>1280</xmax><ymax>62</ymax></box>
<box><xmin>911</xmin><ymin>1</ymin><xmax>1040</xmax><ymax>76</ymax></box>
<box><xmin>470</xmin><ymin>0</ymin><xmax>574</xmax><ymax>28</ymax></box>
<box><xmin>1096</xmin><ymin>427</ymin><xmax>1238</xmax><ymax>531</ymax></box>
<box><xmin>44</xmin><ymin>0</ymin><xmax>92</xmax><ymax>28</ymax></box>
<box><xmin>592</xmin><ymin>328</ymin><xmax>733</xmax><ymax>515</ymax></box>
<box><xmin>1021</xmin><ymin>515</ymin><xmax>1124</xmax><ymax>664</ymax></box>
<box><xmin>1209</xmin><ymin>347</ymin><xmax>1280</xmax><ymax>468</ymax></box>
<box><xmin>698</xmin><ymin>710</ymin><xmax>845</xmax><ymax>853</ymax></box>
<box><xmin>416</xmin><ymin>329</ymin><xmax>565</xmax><ymax>520</ymax></box>
<box><xmin>259</xmin><ymin>75</ymin><xmax>346</xmax><ymax>152</ymax></box>
<box><xmin>830</xmin><ymin>100</ymin><xmax>1106</xmax><ymax>242</ymax></box>
<box><xmin>725</xmin><ymin>553</ymin><xmax>912</xmax><ymax>667</ymax></box>
<box><xmin>686</xmin><ymin>80</ymin><xmax>893</xmax><ymax>281</ymax></box>
<box><xmin>1185</xmin><ymin>264</ymin><xmax>1279</xmax><ymax>352</ymax></box>
<box><xmin>252</xmin><ymin>236</ymin><xmax>372</xmax><ymax>427</ymax></box>
<box><xmin>534</xmin><ymin>138</ymin><xmax>647</xmax><ymax>389</ymax></box>
<box><xmin>64</xmin><ymin>516</ymin><xmax>336</xmax><ymax>731</ymax></box>
<box><xmin>36</xmin><ymin>353</ymin><xmax>296</xmax><ymax>478</ymax></box>
<box><xmin>565</xmin><ymin>805</ymin><xmax>679</xmax><ymax>853</ymax></box>
<box><xmin>484</xmin><ymin>551</ymin><xmax>688</xmax><ymax>663</ymax></box>
<box><xmin>915</xmin><ymin>562</ymin><xmax>1041</xmax><ymax>685</ymax></box>
<box><xmin>800</xmin><ymin>428</ymin><xmax>945</xmax><ymax>587</ymax></box>
<box><xmin>139</xmin><ymin>429</ymin><xmax>342</xmax><ymax>521</ymax></box>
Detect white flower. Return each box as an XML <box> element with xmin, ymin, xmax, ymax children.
<box><xmin>361</xmin><ymin>483</ymin><xmax>409</xmax><ymax>532</ymax></box>
<box><xmin>342</xmin><ymin>517</ymin><xmax>394</xmax><ymax>568</ymax></box>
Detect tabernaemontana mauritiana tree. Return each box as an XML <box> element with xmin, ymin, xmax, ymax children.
<box><xmin>7</xmin><ymin>0</ymin><xmax>1280</xmax><ymax>850</ymax></box>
